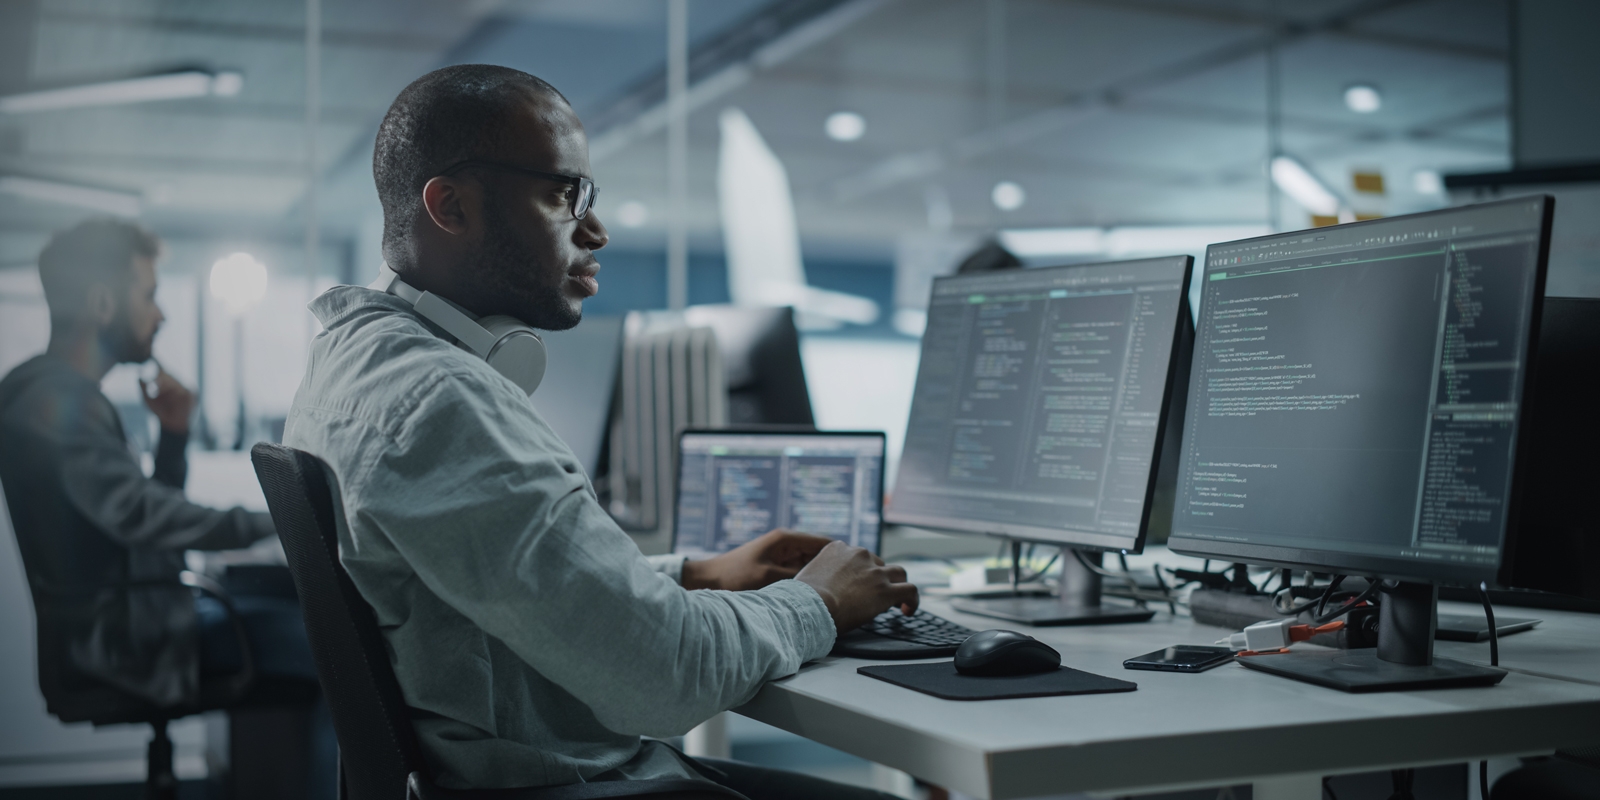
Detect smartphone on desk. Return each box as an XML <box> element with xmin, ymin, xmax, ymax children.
<box><xmin>1123</xmin><ymin>645</ymin><xmax>1235</xmax><ymax>673</ymax></box>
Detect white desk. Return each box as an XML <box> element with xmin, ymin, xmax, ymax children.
<box><xmin>734</xmin><ymin>597</ymin><xmax>1600</xmax><ymax>799</ymax></box>
<box><xmin>1435</xmin><ymin>601</ymin><xmax>1600</xmax><ymax>687</ymax></box>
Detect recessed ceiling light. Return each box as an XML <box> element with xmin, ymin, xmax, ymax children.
<box><xmin>824</xmin><ymin>111</ymin><xmax>866</xmax><ymax>142</ymax></box>
<box><xmin>991</xmin><ymin>181</ymin><xmax>1025</xmax><ymax>211</ymax></box>
<box><xmin>1411</xmin><ymin>169</ymin><xmax>1443</xmax><ymax>195</ymax></box>
<box><xmin>615</xmin><ymin>200</ymin><xmax>649</xmax><ymax>228</ymax></box>
<box><xmin>1344</xmin><ymin>84</ymin><xmax>1382</xmax><ymax>114</ymax></box>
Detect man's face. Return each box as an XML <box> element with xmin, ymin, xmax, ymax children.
<box><xmin>468</xmin><ymin>96</ymin><xmax>608</xmax><ymax>331</ymax></box>
<box><xmin>103</xmin><ymin>255</ymin><xmax>163</xmax><ymax>363</ymax></box>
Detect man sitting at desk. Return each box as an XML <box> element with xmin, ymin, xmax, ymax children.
<box><xmin>283</xmin><ymin>65</ymin><xmax>917</xmax><ymax>799</ymax></box>
<box><xmin>0</xmin><ymin>221</ymin><xmax>334</xmax><ymax>752</ymax></box>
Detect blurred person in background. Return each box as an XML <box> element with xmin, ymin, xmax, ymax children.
<box><xmin>0</xmin><ymin>219</ymin><xmax>333</xmax><ymax>800</ymax></box>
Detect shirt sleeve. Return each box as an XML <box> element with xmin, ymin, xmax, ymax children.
<box><xmin>353</xmin><ymin>370</ymin><xmax>836</xmax><ymax>738</ymax></box>
<box><xmin>51</xmin><ymin>394</ymin><xmax>274</xmax><ymax>552</ymax></box>
<box><xmin>151</xmin><ymin>429</ymin><xmax>188</xmax><ymax>489</ymax></box>
<box><xmin>645</xmin><ymin>553</ymin><xmax>688</xmax><ymax>584</ymax></box>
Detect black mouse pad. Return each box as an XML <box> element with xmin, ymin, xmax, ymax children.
<box><xmin>857</xmin><ymin>662</ymin><xmax>1137</xmax><ymax>701</ymax></box>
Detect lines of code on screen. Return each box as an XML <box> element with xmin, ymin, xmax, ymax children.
<box><xmin>888</xmin><ymin>258</ymin><xmax>1187</xmax><ymax>545</ymax></box>
<box><xmin>1174</xmin><ymin>200</ymin><xmax>1545</xmax><ymax>572</ymax></box>
<box><xmin>675</xmin><ymin>434</ymin><xmax>883</xmax><ymax>555</ymax></box>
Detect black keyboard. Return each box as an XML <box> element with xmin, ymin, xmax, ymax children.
<box><xmin>830</xmin><ymin>609</ymin><xmax>978</xmax><ymax>659</ymax></box>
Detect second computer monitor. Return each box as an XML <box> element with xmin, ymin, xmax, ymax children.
<box><xmin>887</xmin><ymin>256</ymin><xmax>1194</xmax><ymax>552</ymax></box>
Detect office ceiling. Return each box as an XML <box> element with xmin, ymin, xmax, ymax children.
<box><xmin>0</xmin><ymin>0</ymin><xmax>1512</xmax><ymax>270</ymax></box>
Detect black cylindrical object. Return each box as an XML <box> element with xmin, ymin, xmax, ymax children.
<box><xmin>1378</xmin><ymin>581</ymin><xmax>1438</xmax><ymax>666</ymax></box>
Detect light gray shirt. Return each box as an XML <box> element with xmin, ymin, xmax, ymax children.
<box><xmin>284</xmin><ymin>285</ymin><xmax>835</xmax><ymax>789</ymax></box>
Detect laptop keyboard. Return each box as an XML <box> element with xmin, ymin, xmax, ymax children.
<box><xmin>862</xmin><ymin>609</ymin><xmax>977</xmax><ymax>647</ymax></box>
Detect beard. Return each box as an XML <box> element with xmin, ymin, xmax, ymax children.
<box><xmin>101</xmin><ymin>306</ymin><xmax>153</xmax><ymax>364</ymax></box>
<box><xmin>476</xmin><ymin>193</ymin><xmax>581</xmax><ymax>332</ymax></box>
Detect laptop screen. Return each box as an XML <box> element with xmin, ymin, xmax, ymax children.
<box><xmin>673</xmin><ymin>430</ymin><xmax>887</xmax><ymax>557</ymax></box>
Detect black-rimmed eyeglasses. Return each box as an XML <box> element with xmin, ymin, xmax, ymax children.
<box><xmin>440</xmin><ymin>159</ymin><xmax>598</xmax><ymax>221</ymax></box>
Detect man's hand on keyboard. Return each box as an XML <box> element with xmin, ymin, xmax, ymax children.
<box><xmin>680</xmin><ymin>530</ymin><xmax>834</xmax><ymax>591</ymax></box>
<box><xmin>795</xmin><ymin>541</ymin><xmax>920</xmax><ymax>634</ymax></box>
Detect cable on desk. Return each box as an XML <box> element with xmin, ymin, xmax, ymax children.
<box><xmin>1273</xmin><ymin>576</ymin><xmax>1344</xmax><ymax>617</ymax></box>
<box><xmin>1479</xmin><ymin>580</ymin><xmax>1499</xmax><ymax>667</ymax></box>
<box><xmin>1479</xmin><ymin>580</ymin><xmax>1498</xmax><ymax>800</ymax></box>
<box><xmin>1151</xmin><ymin>563</ymin><xmax>1177</xmax><ymax>613</ymax></box>
<box><xmin>1314</xmin><ymin>579</ymin><xmax>1379</xmax><ymax>624</ymax></box>
<box><xmin>1071</xmin><ymin>548</ymin><xmax>1144</xmax><ymax>600</ymax></box>
<box><xmin>1314</xmin><ymin>575</ymin><xmax>1349</xmax><ymax>619</ymax></box>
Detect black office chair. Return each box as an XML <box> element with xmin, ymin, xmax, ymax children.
<box><xmin>27</xmin><ymin>571</ymin><xmax>318</xmax><ymax>800</ymax></box>
<box><xmin>250</xmin><ymin>443</ymin><xmax>745</xmax><ymax>800</ymax></box>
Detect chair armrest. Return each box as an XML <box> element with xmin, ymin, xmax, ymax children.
<box><xmin>177</xmin><ymin>571</ymin><xmax>257</xmax><ymax>701</ymax></box>
<box><xmin>406</xmin><ymin>772</ymin><xmax>746</xmax><ymax>800</ymax></box>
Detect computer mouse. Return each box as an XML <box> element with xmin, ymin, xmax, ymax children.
<box><xmin>953</xmin><ymin>630</ymin><xmax>1062</xmax><ymax>677</ymax></box>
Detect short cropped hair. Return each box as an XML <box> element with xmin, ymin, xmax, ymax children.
<box><xmin>373</xmin><ymin>65</ymin><xmax>568</xmax><ymax>258</ymax></box>
<box><xmin>37</xmin><ymin>218</ymin><xmax>160</xmax><ymax>321</ymax></box>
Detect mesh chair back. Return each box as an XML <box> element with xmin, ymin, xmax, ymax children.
<box><xmin>252</xmin><ymin>443</ymin><xmax>429</xmax><ymax>800</ymax></box>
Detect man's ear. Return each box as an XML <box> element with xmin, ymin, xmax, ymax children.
<box><xmin>84</xmin><ymin>282</ymin><xmax>116</xmax><ymax>327</ymax></box>
<box><xmin>421</xmin><ymin>176</ymin><xmax>472</xmax><ymax>236</ymax></box>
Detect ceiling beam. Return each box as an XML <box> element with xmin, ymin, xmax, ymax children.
<box><xmin>586</xmin><ymin>0</ymin><xmax>895</xmax><ymax>161</ymax></box>
<box><xmin>1064</xmin><ymin>0</ymin><xmax>1506</xmax><ymax>62</ymax></box>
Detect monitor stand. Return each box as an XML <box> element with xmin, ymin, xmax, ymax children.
<box><xmin>950</xmin><ymin>542</ymin><xmax>1155</xmax><ymax>627</ymax></box>
<box><xmin>1236</xmin><ymin>581</ymin><xmax>1508</xmax><ymax>692</ymax></box>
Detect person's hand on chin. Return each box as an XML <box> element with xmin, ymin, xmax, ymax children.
<box><xmin>681</xmin><ymin>530</ymin><xmax>834</xmax><ymax>591</ymax></box>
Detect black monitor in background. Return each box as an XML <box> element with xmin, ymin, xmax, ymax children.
<box><xmin>887</xmin><ymin>256</ymin><xmax>1195</xmax><ymax>626</ymax></box>
<box><xmin>533</xmin><ymin>315</ymin><xmax>625</xmax><ymax>477</ymax></box>
<box><xmin>1482</xmin><ymin>296</ymin><xmax>1600</xmax><ymax>607</ymax></box>
<box><xmin>681</xmin><ymin>305</ymin><xmax>814</xmax><ymax>426</ymax></box>
<box><xmin>1170</xmin><ymin>196</ymin><xmax>1554</xmax><ymax>692</ymax></box>
<box><xmin>672</xmin><ymin>429</ymin><xmax>885</xmax><ymax>557</ymax></box>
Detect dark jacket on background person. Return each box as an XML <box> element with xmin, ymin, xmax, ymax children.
<box><xmin>0</xmin><ymin>354</ymin><xmax>273</xmax><ymax>710</ymax></box>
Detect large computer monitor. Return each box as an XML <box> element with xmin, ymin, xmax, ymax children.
<box><xmin>681</xmin><ymin>305</ymin><xmax>814</xmax><ymax>426</ymax></box>
<box><xmin>1170</xmin><ymin>196</ymin><xmax>1553</xmax><ymax>691</ymax></box>
<box><xmin>887</xmin><ymin>256</ymin><xmax>1194</xmax><ymax>625</ymax></box>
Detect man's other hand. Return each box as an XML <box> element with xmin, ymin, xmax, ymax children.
<box><xmin>794</xmin><ymin>541</ymin><xmax>919</xmax><ymax>634</ymax></box>
<box><xmin>680</xmin><ymin>530</ymin><xmax>834</xmax><ymax>592</ymax></box>
<box><xmin>140</xmin><ymin>367</ymin><xmax>197</xmax><ymax>435</ymax></box>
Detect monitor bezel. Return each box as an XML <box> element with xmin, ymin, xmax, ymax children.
<box><xmin>1167</xmin><ymin>195</ymin><xmax>1555</xmax><ymax>587</ymax></box>
<box><xmin>884</xmin><ymin>255</ymin><xmax>1196</xmax><ymax>555</ymax></box>
<box><xmin>671</xmin><ymin>428</ymin><xmax>889</xmax><ymax>555</ymax></box>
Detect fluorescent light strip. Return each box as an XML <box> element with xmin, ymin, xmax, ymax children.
<box><xmin>0</xmin><ymin>70</ymin><xmax>243</xmax><ymax>114</ymax></box>
<box><xmin>1270</xmin><ymin>155</ymin><xmax>1342</xmax><ymax>217</ymax></box>
<box><xmin>999</xmin><ymin>225</ymin><xmax>1273</xmax><ymax>259</ymax></box>
<box><xmin>0</xmin><ymin>176</ymin><xmax>141</xmax><ymax>216</ymax></box>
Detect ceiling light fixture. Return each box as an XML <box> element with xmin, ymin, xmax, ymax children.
<box><xmin>0</xmin><ymin>70</ymin><xmax>245</xmax><ymax>114</ymax></box>
<box><xmin>209</xmin><ymin>253</ymin><xmax>269</xmax><ymax>315</ymax></box>
<box><xmin>0</xmin><ymin>175</ymin><xmax>141</xmax><ymax>216</ymax></box>
<box><xmin>991</xmin><ymin>181</ymin><xmax>1026</xmax><ymax>211</ymax></box>
<box><xmin>1344</xmin><ymin>84</ymin><xmax>1382</xmax><ymax>114</ymax></box>
<box><xmin>824</xmin><ymin>111</ymin><xmax>866</xmax><ymax>142</ymax></box>
<box><xmin>1270</xmin><ymin>155</ymin><xmax>1342</xmax><ymax>217</ymax></box>
<box><xmin>1412</xmin><ymin>169</ymin><xmax>1444</xmax><ymax>195</ymax></box>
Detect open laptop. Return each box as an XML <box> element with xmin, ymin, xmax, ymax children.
<box><xmin>672</xmin><ymin>429</ymin><xmax>977</xmax><ymax>658</ymax></box>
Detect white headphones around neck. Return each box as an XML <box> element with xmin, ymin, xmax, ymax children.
<box><xmin>369</xmin><ymin>265</ymin><xmax>546</xmax><ymax>396</ymax></box>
